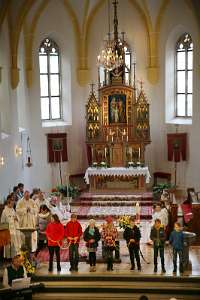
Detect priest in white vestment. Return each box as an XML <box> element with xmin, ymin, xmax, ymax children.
<box><xmin>16</xmin><ymin>191</ymin><xmax>38</xmax><ymax>251</ymax></box>
<box><xmin>34</xmin><ymin>191</ymin><xmax>49</xmax><ymax>212</ymax></box>
<box><xmin>1</xmin><ymin>197</ymin><xmax>22</xmax><ymax>258</ymax></box>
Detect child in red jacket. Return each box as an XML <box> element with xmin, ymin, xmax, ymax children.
<box><xmin>65</xmin><ymin>213</ymin><xmax>82</xmax><ymax>271</ymax></box>
<box><xmin>46</xmin><ymin>214</ymin><xmax>64</xmax><ymax>272</ymax></box>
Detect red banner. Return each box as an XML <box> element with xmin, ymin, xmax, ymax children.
<box><xmin>167</xmin><ymin>133</ymin><xmax>187</xmax><ymax>162</ymax></box>
<box><xmin>47</xmin><ymin>133</ymin><xmax>68</xmax><ymax>163</ymax></box>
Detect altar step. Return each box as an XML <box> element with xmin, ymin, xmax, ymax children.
<box><xmin>79</xmin><ymin>191</ymin><xmax>153</xmax><ymax>201</ymax></box>
<box><xmin>71</xmin><ymin>191</ymin><xmax>153</xmax><ymax>220</ymax></box>
<box><xmin>72</xmin><ymin>205</ymin><xmax>152</xmax><ymax>220</ymax></box>
<box><xmin>71</xmin><ymin>200</ymin><xmax>152</xmax><ymax>207</ymax></box>
<box><xmin>32</xmin><ymin>274</ymin><xmax>200</xmax><ymax>300</ymax></box>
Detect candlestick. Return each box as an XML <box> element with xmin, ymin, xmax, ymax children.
<box><xmin>91</xmin><ymin>147</ymin><xmax>94</xmax><ymax>160</ymax></box>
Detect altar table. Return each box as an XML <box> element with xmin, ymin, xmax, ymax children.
<box><xmin>84</xmin><ymin>167</ymin><xmax>150</xmax><ymax>192</ymax></box>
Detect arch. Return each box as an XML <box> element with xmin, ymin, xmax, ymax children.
<box><xmin>0</xmin><ymin>0</ymin><xmax>10</xmax><ymax>29</ymax></box>
<box><xmin>9</xmin><ymin>0</ymin><xmax>35</xmax><ymax>89</ymax></box>
<box><xmin>24</xmin><ymin>0</ymin><xmax>49</xmax><ymax>87</ymax></box>
<box><xmin>24</xmin><ymin>0</ymin><xmax>81</xmax><ymax>87</ymax></box>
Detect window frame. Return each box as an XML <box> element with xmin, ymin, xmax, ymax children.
<box><xmin>39</xmin><ymin>38</ymin><xmax>62</xmax><ymax>121</ymax></box>
<box><xmin>175</xmin><ymin>33</ymin><xmax>193</xmax><ymax>118</ymax></box>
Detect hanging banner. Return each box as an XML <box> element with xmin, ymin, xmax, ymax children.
<box><xmin>47</xmin><ymin>133</ymin><xmax>68</xmax><ymax>163</ymax></box>
<box><xmin>167</xmin><ymin>133</ymin><xmax>187</xmax><ymax>162</ymax></box>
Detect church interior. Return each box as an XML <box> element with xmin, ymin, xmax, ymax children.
<box><xmin>0</xmin><ymin>0</ymin><xmax>200</xmax><ymax>299</ymax></box>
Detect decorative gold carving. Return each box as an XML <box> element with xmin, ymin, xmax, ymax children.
<box><xmin>86</xmin><ymin>92</ymin><xmax>100</xmax><ymax>140</ymax></box>
<box><xmin>86</xmin><ymin>82</ymin><xmax>151</xmax><ymax>167</ymax></box>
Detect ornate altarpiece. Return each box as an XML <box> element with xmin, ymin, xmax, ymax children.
<box><xmin>86</xmin><ymin>83</ymin><xmax>151</xmax><ymax>169</ymax></box>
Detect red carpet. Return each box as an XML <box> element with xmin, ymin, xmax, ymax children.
<box><xmin>36</xmin><ymin>241</ymin><xmax>87</xmax><ymax>262</ymax></box>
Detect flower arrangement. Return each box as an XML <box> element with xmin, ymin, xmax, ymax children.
<box><xmin>20</xmin><ymin>247</ymin><xmax>35</xmax><ymax>275</ymax></box>
<box><xmin>118</xmin><ymin>215</ymin><xmax>131</xmax><ymax>229</ymax></box>
<box><xmin>100</xmin><ymin>161</ymin><xmax>107</xmax><ymax>168</ymax></box>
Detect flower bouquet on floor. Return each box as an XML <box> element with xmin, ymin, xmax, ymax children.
<box><xmin>118</xmin><ymin>215</ymin><xmax>131</xmax><ymax>229</ymax></box>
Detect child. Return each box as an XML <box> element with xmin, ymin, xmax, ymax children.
<box><xmin>150</xmin><ymin>218</ymin><xmax>166</xmax><ymax>273</ymax></box>
<box><xmin>46</xmin><ymin>214</ymin><xmax>64</xmax><ymax>272</ymax></box>
<box><xmin>35</xmin><ymin>204</ymin><xmax>51</xmax><ymax>257</ymax></box>
<box><xmin>123</xmin><ymin>216</ymin><xmax>141</xmax><ymax>271</ymax></box>
<box><xmin>169</xmin><ymin>222</ymin><xmax>184</xmax><ymax>274</ymax></box>
<box><xmin>65</xmin><ymin>213</ymin><xmax>82</xmax><ymax>271</ymax></box>
<box><xmin>101</xmin><ymin>216</ymin><xmax>118</xmax><ymax>271</ymax></box>
<box><xmin>83</xmin><ymin>219</ymin><xmax>101</xmax><ymax>272</ymax></box>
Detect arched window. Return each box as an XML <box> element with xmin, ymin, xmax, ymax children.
<box><xmin>39</xmin><ymin>38</ymin><xmax>61</xmax><ymax>120</ymax></box>
<box><xmin>176</xmin><ymin>33</ymin><xmax>193</xmax><ymax>117</ymax></box>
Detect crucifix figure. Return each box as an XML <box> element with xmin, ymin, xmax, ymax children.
<box><xmin>138</xmin><ymin>79</ymin><xmax>144</xmax><ymax>91</ymax></box>
<box><xmin>90</xmin><ymin>82</ymin><xmax>95</xmax><ymax>94</ymax></box>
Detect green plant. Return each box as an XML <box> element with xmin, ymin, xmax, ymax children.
<box><xmin>152</xmin><ymin>183</ymin><xmax>174</xmax><ymax>200</ymax></box>
<box><xmin>56</xmin><ymin>184</ymin><xmax>80</xmax><ymax>199</ymax></box>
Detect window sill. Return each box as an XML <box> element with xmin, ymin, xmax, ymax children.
<box><xmin>42</xmin><ymin>120</ymin><xmax>68</xmax><ymax>128</ymax></box>
<box><xmin>166</xmin><ymin>117</ymin><xmax>192</xmax><ymax>125</ymax></box>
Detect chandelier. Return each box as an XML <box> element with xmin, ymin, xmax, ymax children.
<box><xmin>97</xmin><ymin>0</ymin><xmax>126</xmax><ymax>71</ymax></box>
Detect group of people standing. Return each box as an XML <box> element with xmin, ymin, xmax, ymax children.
<box><xmin>44</xmin><ymin>213</ymin><xmax>141</xmax><ymax>273</ymax></box>
<box><xmin>1</xmin><ymin>183</ymin><xmax>185</xmax><ymax>276</ymax></box>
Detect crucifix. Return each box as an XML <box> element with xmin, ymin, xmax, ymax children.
<box><xmin>90</xmin><ymin>82</ymin><xmax>95</xmax><ymax>94</ymax></box>
<box><xmin>138</xmin><ymin>79</ymin><xmax>144</xmax><ymax>91</ymax></box>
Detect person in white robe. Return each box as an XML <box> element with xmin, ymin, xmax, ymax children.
<box><xmin>1</xmin><ymin>196</ymin><xmax>22</xmax><ymax>258</ymax></box>
<box><xmin>34</xmin><ymin>191</ymin><xmax>49</xmax><ymax>212</ymax></box>
<box><xmin>152</xmin><ymin>204</ymin><xmax>168</xmax><ymax>227</ymax></box>
<box><xmin>16</xmin><ymin>190</ymin><xmax>38</xmax><ymax>252</ymax></box>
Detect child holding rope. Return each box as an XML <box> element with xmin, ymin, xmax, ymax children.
<box><xmin>46</xmin><ymin>214</ymin><xmax>64</xmax><ymax>272</ymax></box>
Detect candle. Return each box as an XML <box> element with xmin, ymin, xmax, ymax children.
<box><xmin>112</xmin><ymin>135</ymin><xmax>113</xmax><ymax>142</ymax></box>
<box><xmin>106</xmin><ymin>135</ymin><xmax>108</xmax><ymax>141</ymax></box>
<box><xmin>105</xmin><ymin>148</ymin><xmax>107</xmax><ymax>158</ymax></box>
<box><xmin>126</xmin><ymin>135</ymin><xmax>128</xmax><ymax>142</ymax></box>
<box><xmin>91</xmin><ymin>147</ymin><xmax>94</xmax><ymax>159</ymax></box>
<box><xmin>139</xmin><ymin>147</ymin><xmax>141</xmax><ymax>159</ymax></box>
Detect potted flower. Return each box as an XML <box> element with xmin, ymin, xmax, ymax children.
<box><xmin>118</xmin><ymin>215</ymin><xmax>131</xmax><ymax>229</ymax></box>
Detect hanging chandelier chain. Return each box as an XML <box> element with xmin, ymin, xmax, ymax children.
<box><xmin>113</xmin><ymin>0</ymin><xmax>118</xmax><ymax>43</ymax></box>
<box><xmin>97</xmin><ymin>0</ymin><xmax>125</xmax><ymax>71</ymax></box>
<box><xmin>108</xmin><ymin>0</ymin><xmax>111</xmax><ymax>41</ymax></box>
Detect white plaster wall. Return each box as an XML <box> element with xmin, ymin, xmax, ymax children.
<box><xmin>28</xmin><ymin>0</ymin><xmax>87</xmax><ymax>193</ymax></box>
<box><xmin>160</xmin><ymin>0</ymin><xmax>200</xmax><ymax>189</ymax></box>
<box><xmin>0</xmin><ymin>23</ymin><xmax>28</xmax><ymax>199</ymax></box>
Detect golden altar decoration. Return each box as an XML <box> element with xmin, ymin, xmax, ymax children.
<box><xmin>85</xmin><ymin>0</ymin><xmax>151</xmax><ymax>191</ymax></box>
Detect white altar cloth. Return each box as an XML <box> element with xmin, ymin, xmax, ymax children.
<box><xmin>84</xmin><ymin>167</ymin><xmax>151</xmax><ymax>184</ymax></box>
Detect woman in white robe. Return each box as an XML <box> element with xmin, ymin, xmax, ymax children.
<box><xmin>1</xmin><ymin>197</ymin><xmax>22</xmax><ymax>258</ymax></box>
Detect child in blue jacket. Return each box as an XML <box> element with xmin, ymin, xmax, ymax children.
<box><xmin>169</xmin><ymin>222</ymin><xmax>184</xmax><ymax>274</ymax></box>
